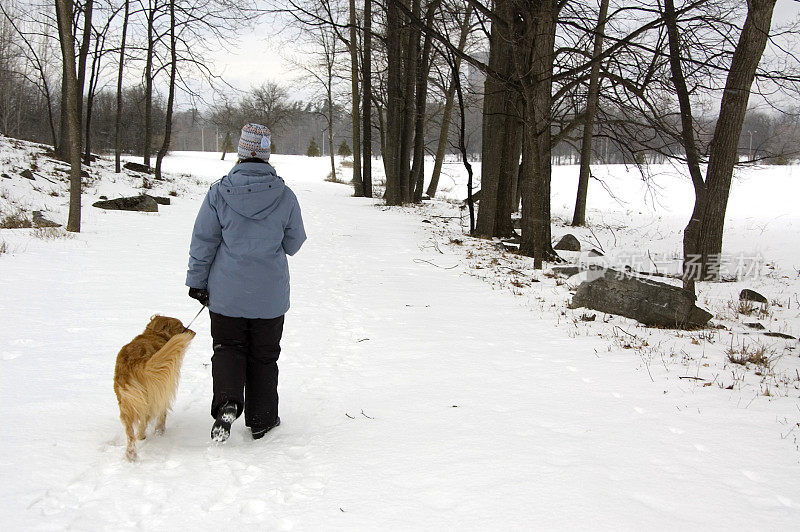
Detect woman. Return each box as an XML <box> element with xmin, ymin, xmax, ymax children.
<box><xmin>186</xmin><ymin>123</ymin><xmax>306</xmax><ymax>442</ymax></box>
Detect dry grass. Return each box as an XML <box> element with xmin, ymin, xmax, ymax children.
<box><xmin>0</xmin><ymin>211</ymin><xmax>32</xmax><ymax>229</ymax></box>
<box><xmin>0</xmin><ymin>240</ymin><xmax>7</xmax><ymax>254</ymax></box>
<box><xmin>32</xmin><ymin>227</ymin><xmax>74</xmax><ymax>240</ymax></box>
<box><xmin>340</xmin><ymin>160</ymin><xmax>354</xmax><ymax>168</ymax></box>
<box><xmin>168</xmin><ymin>190</ymin><xmax>179</xmax><ymax>197</ymax></box>
<box><xmin>325</xmin><ymin>171</ymin><xmax>348</xmax><ymax>184</ymax></box>
<box><xmin>726</xmin><ymin>340</ymin><xmax>776</xmax><ymax>371</ymax></box>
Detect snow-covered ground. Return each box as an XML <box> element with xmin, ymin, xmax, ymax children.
<box><xmin>1</xmin><ymin>139</ymin><xmax>799</xmax><ymax>529</ymax></box>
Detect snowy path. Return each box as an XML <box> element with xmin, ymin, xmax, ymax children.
<box><xmin>2</xmin><ymin>153</ymin><xmax>799</xmax><ymax>529</ymax></box>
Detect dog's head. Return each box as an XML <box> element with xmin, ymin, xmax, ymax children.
<box><xmin>146</xmin><ymin>315</ymin><xmax>190</xmax><ymax>338</ymax></box>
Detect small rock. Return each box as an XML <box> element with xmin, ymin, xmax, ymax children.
<box><xmin>20</xmin><ymin>169</ymin><xmax>34</xmax><ymax>180</ymax></box>
<box><xmin>123</xmin><ymin>161</ymin><xmax>152</xmax><ymax>174</ymax></box>
<box><xmin>32</xmin><ymin>211</ymin><xmax>61</xmax><ymax>228</ymax></box>
<box><xmin>587</xmin><ymin>248</ymin><xmax>604</xmax><ymax>257</ymax></box>
<box><xmin>1</xmin><ymin>173</ymin><xmax>10</xmax><ymax>179</ymax></box>
<box><xmin>744</xmin><ymin>322</ymin><xmax>766</xmax><ymax>330</ymax></box>
<box><xmin>763</xmin><ymin>332</ymin><xmax>797</xmax><ymax>340</ymax></box>
<box><xmin>99</xmin><ymin>195</ymin><xmax>108</xmax><ymax>200</ymax></box>
<box><xmin>144</xmin><ymin>195</ymin><xmax>171</xmax><ymax>206</ymax></box>
<box><xmin>739</xmin><ymin>289</ymin><xmax>768</xmax><ymax>304</ymax></box>
<box><xmin>554</xmin><ymin>234</ymin><xmax>581</xmax><ymax>252</ymax></box>
<box><xmin>92</xmin><ymin>195</ymin><xmax>158</xmax><ymax>212</ymax></box>
<box><xmin>551</xmin><ymin>265</ymin><xmax>582</xmax><ymax>277</ymax></box>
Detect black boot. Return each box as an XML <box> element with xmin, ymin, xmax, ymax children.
<box><xmin>211</xmin><ymin>401</ymin><xmax>239</xmax><ymax>443</ymax></box>
<box><xmin>251</xmin><ymin>417</ymin><xmax>281</xmax><ymax>440</ymax></box>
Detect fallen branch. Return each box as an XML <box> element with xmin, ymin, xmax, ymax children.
<box><xmin>413</xmin><ymin>258</ymin><xmax>458</xmax><ymax>269</ymax></box>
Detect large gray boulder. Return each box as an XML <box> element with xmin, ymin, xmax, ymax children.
<box><xmin>92</xmin><ymin>195</ymin><xmax>158</xmax><ymax>212</ymax></box>
<box><xmin>570</xmin><ymin>268</ymin><xmax>712</xmax><ymax>328</ymax></box>
<box><xmin>554</xmin><ymin>234</ymin><xmax>581</xmax><ymax>251</ymax></box>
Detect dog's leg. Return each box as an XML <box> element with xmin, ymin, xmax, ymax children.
<box><xmin>121</xmin><ymin>413</ymin><xmax>138</xmax><ymax>462</ymax></box>
<box><xmin>155</xmin><ymin>411</ymin><xmax>167</xmax><ymax>435</ymax></box>
<box><xmin>137</xmin><ymin>415</ymin><xmax>149</xmax><ymax>440</ymax></box>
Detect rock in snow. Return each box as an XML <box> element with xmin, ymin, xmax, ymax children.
<box><xmin>570</xmin><ymin>268</ymin><xmax>713</xmax><ymax>328</ymax></box>
<box><xmin>92</xmin><ymin>195</ymin><xmax>159</xmax><ymax>212</ymax></box>
<box><xmin>554</xmin><ymin>233</ymin><xmax>581</xmax><ymax>251</ymax></box>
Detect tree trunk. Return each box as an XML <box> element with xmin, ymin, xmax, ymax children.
<box><xmin>83</xmin><ymin>31</ymin><xmax>103</xmax><ymax>166</ymax></box>
<box><xmin>410</xmin><ymin>0</ymin><xmax>441</xmax><ymax>203</ymax></box>
<box><xmin>327</xmin><ymin>83</ymin><xmax>336</xmax><ymax>182</ymax></box>
<box><xmin>362</xmin><ymin>0</ymin><xmax>373</xmax><ymax>198</ymax></box>
<box><xmin>154</xmin><ymin>0</ymin><xmax>176</xmax><ymax>181</ymax></box>
<box><xmin>76</xmin><ymin>0</ymin><xmax>93</xmax><ymax>139</ymax></box>
<box><xmin>384</xmin><ymin>0</ymin><xmax>404</xmax><ymax>205</ymax></box>
<box><xmin>475</xmin><ymin>0</ymin><xmax>521</xmax><ymax>238</ymax></box>
<box><xmin>115</xmin><ymin>0</ymin><xmax>129</xmax><ymax>173</ymax></box>
<box><xmin>399</xmin><ymin>0</ymin><xmax>420</xmax><ymax>203</ymax></box>
<box><xmin>349</xmin><ymin>0</ymin><xmax>362</xmax><ymax>196</ymax></box>
<box><xmin>515</xmin><ymin>0</ymin><xmax>558</xmax><ymax>268</ymax></box>
<box><xmin>427</xmin><ymin>5</ymin><xmax>472</xmax><ymax>199</ymax></box>
<box><xmin>143</xmin><ymin>2</ymin><xmax>156</xmax><ymax>168</ymax></box>
<box><xmin>665</xmin><ymin>0</ymin><xmax>776</xmax><ymax>292</ymax></box>
<box><xmin>55</xmin><ymin>0</ymin><xmax>82</xmax><ymax>232</ymax></box>
<box><xmin>571</xmin><ymin>0</ymin><xmax>609</xmax><ymax>227</ymax></box>
<box><xmin>692</xmin><ymin>0</ymin><xmax>777</xmax><ymax>284</ymax></box>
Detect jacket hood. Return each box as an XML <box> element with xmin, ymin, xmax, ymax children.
<box><xmin>218</xmin><ymin>162</ymin><xmax>286</xmax><ymax>220</ymax></box>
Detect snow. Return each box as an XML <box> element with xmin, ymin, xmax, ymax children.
<box><xmin>1</xmin><ymin>139</ymin><xmax>799</xmax><ymax>529</ymax></box>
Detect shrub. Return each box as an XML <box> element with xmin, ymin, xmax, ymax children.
<box><xmin>337</xmin><ymin>140</ymin><xmax>352</xmax><ymax>157</ymax></box>
<box><xmin>306</xmin><ymin>139</ymin><xmax>320</xmax><ymax>157</ymax></box>
<box><xmin>32</xmin><ymin>227</ymin><xmax>74</xmax><ymax>240</ymax></box>
<box><xmin>726</xmin><ymin>341</ymin><xmax>775</xmax><ymax>371</ymax></box>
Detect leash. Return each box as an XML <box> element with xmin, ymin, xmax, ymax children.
<box><xmin>183</xmin><ymin>304</ymin><xmax>207</xmax><ymax>332</ymax></box>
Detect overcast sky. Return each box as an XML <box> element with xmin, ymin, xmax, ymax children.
<box><xmin>199</xmin><ymin>0</ymin><xmax>800</xmax><ymax>107</ymax></box>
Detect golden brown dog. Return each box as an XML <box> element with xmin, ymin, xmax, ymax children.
<box><xmin>114</xmin><ymin>315</ymin><xmax>195</xmax><ymax>461</ymax></box>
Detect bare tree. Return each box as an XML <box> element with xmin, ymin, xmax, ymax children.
<box><xmin>571</xmin><ymin>0</ymin><xmax>609</xmax><ymax>227</ymax></box>
<box><xmin>55</xmin><ymin>0</ymin><xmax>82</xmax><ymax>232</ymax></box>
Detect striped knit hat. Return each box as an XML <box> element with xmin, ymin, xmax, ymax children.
<box><xmin>237</xmin><ymin>123</ymin><xmax>271</xmax><ymax>161</ymax></box>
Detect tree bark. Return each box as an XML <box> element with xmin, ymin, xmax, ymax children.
<box><xmin>349</xmin><ymin>0</ymin><xmax>362</xmax><ymax>196</ymax></box>
<box><xmin>154</xmin><ymin>0</ymin><xmax>176</xmax><ymax>181</ymax></box>
<box><xmin>143</xmin><ymin>1</ymin><xmax>156</xmax><ymax>168</ymax></box>
<box><xmin>514</xmin><ymin>0</ymin><xmax>559</xmax><ymax>267</ymax></box>
<box><xmin>76</xmin><ymin>0</ymin><xmax>93</xmax><ymax>137</ymax></box>
<box><xmin>384</xmin><ymin>0</ymin><xmax>404</xmax><ymax>204</ymax></box>
<box><xmin>475</xmin><ymin>0</ymin><xmax>521</xmax><ymax>239</ymax></box>
<box><xmin>399</xmin><ymin>0</ymin><xmax>420</xmax><ymax>202</ymax></box>
<box><xmin>362</xmin><ymin>0</ymin><xmax>372</xmax><ymax>198</ymax></box>
<box><xmin>571</xmin><ymin>0</ymin><xmax>609</xmax><ymax>227</ymax></box>
<box><xmin>410</xmin><ymin>0</ymin><xmax>441</xmax><ymax>203</ymax></box>
<box><xmin>55</xmin><ymin>0</ymin><xmax>82</xmax><ymax>232</ymax></box>
<box><xmin>114</xmin><ymin>0</ymin><xmax>129</xmax><ymax>173</ymax></box>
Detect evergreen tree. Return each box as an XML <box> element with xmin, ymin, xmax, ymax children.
<box><xmin>337</xmin><ymin>139</ymin><xmax>352</xmax><ymax>157</ymax></box>
<box><xmin>306</xmin><ymin>138</ymin><xmax>320</xmax><ymax>157</ymax></box>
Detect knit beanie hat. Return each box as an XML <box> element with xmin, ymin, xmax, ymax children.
<box><xmin>237</xmin><ymin>123</ymin><xmax>271</xmax><ymax>161</ymax></box>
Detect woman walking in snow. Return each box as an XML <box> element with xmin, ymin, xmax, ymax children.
<box><xmin>186</xmin><ymin>123</ymin><xmax>306</xmax><ymax>442</ymax></box>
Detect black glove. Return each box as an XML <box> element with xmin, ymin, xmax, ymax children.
<box><xmin>188</xmin><ymin>287</ymin><xmax>209</xmax><ymax>306</ymax></box>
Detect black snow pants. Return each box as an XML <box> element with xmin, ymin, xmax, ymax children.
<box><xmin>209</xmin><ymin>311</ymin><xmax>284</xmax><ymax>429</ymax></box>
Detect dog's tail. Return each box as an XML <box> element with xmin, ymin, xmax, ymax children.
<box><xmin>141</xmin><ymin>331</ymin><xmax>195</xmax><ymax>413</ymax></box>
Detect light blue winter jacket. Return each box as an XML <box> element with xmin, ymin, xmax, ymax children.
<box><xmin>186</xmin><ymin>161</ymin><xmax>306</xmax><ymax>319</ymax></box>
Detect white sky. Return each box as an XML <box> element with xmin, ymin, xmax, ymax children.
<box><xmin>200</xmin><ymin>0</ymin><xmax>800</xmax><ymax>107</ymax></box>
